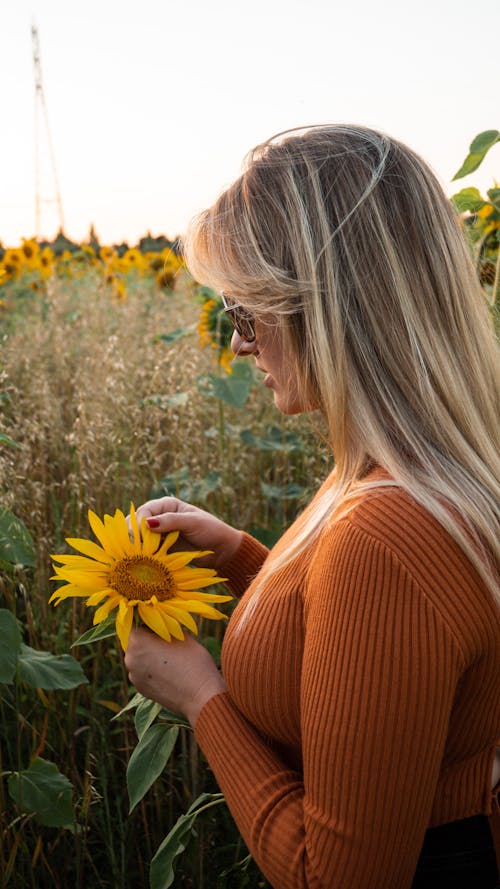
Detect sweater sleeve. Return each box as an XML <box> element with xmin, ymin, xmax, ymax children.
<box><xmin>195</xmin><ymin>519</ymin><xmax>466</xmax><ymax>889</ymax></box>
<box><xmin>222</xmin><ymin>531</ymin><xmax>269</xmax><ymax>597</ymax></box>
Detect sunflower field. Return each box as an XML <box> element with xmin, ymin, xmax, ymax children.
<box><xmin>0</xmin><ymin>132</ymin><xmax>498</xmax><ymax>888</ymax></box>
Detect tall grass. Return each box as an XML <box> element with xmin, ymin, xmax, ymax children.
<box><xmin>0</xmin><ymin>271</ymin><xmax>328</xmax><ymax>887</ymax></box>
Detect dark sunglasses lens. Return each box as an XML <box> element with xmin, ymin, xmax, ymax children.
<box><xmin>235</xmin><ymin>312</ymin><xmax>255</xmax><ymax>341</ymax></box>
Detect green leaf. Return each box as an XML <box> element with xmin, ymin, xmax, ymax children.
<box><xmin>197</xmin><ymin>362</ymin><xmax>254</xmax><ymax>408</ymax></box>
<box><xmin>71</xmin><ymin>614</ymin><xmax>116</xmax><ymax>647</ymax></box>
<box><xmin>189</xmin><ymin>471</ymin><xmax>222</xmax><ymax>504</ymax></box>
<box><xmin>8</xmin><ymin>758</ymin><xmax>75</xmax><ymax>829</ymax></box>
<box><xmin>156</xmin><ymin>326</ymin><xmax>192</xmax><ymax>344</ymax></box>
<box><xmin>151</xmin><ymin>468</ymin><xmax>221</xmax><ymax>505</ymax></box>
<box><xmin>150</xmin><ymin>793</ymin><xmax>224</xmax><ymax>889</ymax></box>
<box><xmin>0</xmin><ymin>432</ymin><xmax>20</xmax><ymax>449</ymax></box>
<box><xmin>17</xmin><ymin>644</ymin><xmax>88</xmax><ymax>689</ymax></box>
<box><xmin>470</xmin><ymin>130</ymin><xmax>500</xmax><ymax>154</ymax></box>
<box><xmin>200</xmin><ymin>635</ymin><xmax>222</xmax><ymax>667</ymax></box>
<box><xmin>140</xmin><ymin>392</ymin><xmax>189</xmax><ymax>409</ymax></box>
<box><xmin>127</xmin><ymin>723</ymin><xmax>179</xmax><ymax>813</ymax></box>
<box><xmin>0</xmin><ymin>609</ymin><xmax>21</xmax><ymax>683</ymax></box>
<box><xmin>248</xmin><ymin>525</ymin><xmax>281</xmax><ymax>548</ymax></box>
<box><xmin>240</xmin><ymin>425</ymin><xmax>304</xmax><ymax>452</ymax></box>
<box><xmin>135</xmin><ymin>697</ymin><xmax>162</xmax><ymax>739</ymax></box>
<box><xmin>452</xmin><ymin>130</ymin><xmax>500</xmax><ymax>180</ymax></box>
<box><xmin>112</xmin><ymin>690</ymin><xmax>146</xmax><ymax>721</ymax></box>
<box><xmin>217</xmin><ymin>853</ymin><xmax>253</xmax><ymax>887</ymax></box>
<box><xmin>163</xmin><ymin>392</ymin><xmax>189</xmax><ymax>407</ymax></box>
<box><xmin>0</xmin><ymin>507</ymin><xmax>35</xmax><ymax>567</ymax></box>
<box><xmin>487</xmin><ymin>188</ymin><xmax>500</xmax><ymax>213</ymax></box>
<box><xmin>260</xmin><ymin>481</ymin><xmax>306</xmax><ymax>500</ymax></box>
<box><xmin>450</xmin><ymin>187</ymin><xmax>486</xmax><ymax>214</ymax></box>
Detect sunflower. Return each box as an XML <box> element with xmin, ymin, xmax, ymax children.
<box><xmin>50</xmin><ymin>505</ymin><xmax>232</xmax><ymax>651</ymax></box>
<box><xmin>21</xmin><ymin>238</ymin><xmax>39</xmax><ymax>262</ymax></box>
<box><xmin>197</xmin><ymin>296</ymin><xmax>234</xmax><ymax>373</ymax></box>
<box><xmin>100</xmin><ymin>245</ymin><xmax>117</xmax><ymax>264</ymax></box>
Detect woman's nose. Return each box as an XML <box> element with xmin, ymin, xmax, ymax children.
<box><xmin>231</xmin><ymin>330</ymin><xmax>256</xmax><ymax>355</ymax></box>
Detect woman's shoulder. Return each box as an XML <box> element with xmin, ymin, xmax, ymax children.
<box><xmin>314</xmin><ymin>473</ymin><xmax>499</xmax><ymax>642</ymax></box>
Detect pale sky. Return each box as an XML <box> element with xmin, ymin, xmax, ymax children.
<box><xmin>2</xmin><ymin>0</ymin><xmax>499</xmax><ymax>246</ymax></box>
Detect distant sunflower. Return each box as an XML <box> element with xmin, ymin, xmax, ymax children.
<box><xmin>50</xmin><ymin>505</ymin><xmax>232</xmax><ymax>651</ymax></box>
<box><xmin>120</xmin><ymin>248</ymin><xmax>145</xmax><ymax>273</ymax></box>
<box><xmin>38</xmin><ymin>247</ymin><xmax>55</xmax><ymax>279</ymax></box>
<box><xmin>197</xmin><ymin>296</ymin><xmax>234</xmax><ymax>373</ymax></box>
<box><xmin>21</xmin><ymin>238</ymin><xmax>39</xmax><ymax>262</ymax></box>
<box><xmin>100</xmin><ymin>246</ymin><xmax>116</xmax><ymax>263</ymax></box>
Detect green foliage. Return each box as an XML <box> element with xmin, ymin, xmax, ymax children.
<box><xmin>156</xmin><ymin>326</ymin><xmax>193</xmax><ymax>344</ymax></box>
<box><xmin>8</xmin><ymin>758</ymin><xmax>75</xmax><ymax>830</ymax></box>
<box><xmin>0</xmin><ymin>608</ymin><xmax>21</xmax><ymax>682</ymax></box>
<box><xmin>150</xmin><ymin>793</ymin><xmax>225</xmax><ymax>889</ymax></box>
<box><xmin>452</xmin><ymin>130</ymin><xmax>500</xmax><ymax>180</ymax></box>
<box><xmin>127</xmin><ymin>724</ymin><xmax>179</xmax><ymax>814</ymax></box>
<box><xmin>0</xmin><ymin>506</ymin><xmax>35</xmax><ymax>567</ymax></box>
<box><xmin>71</xmin><ymin>613</ymin><xmax>117</xmax><ymax>646</ymax></box>
<box><xmin>17</xmin><ymin>643</ymin><xmax>88</xmax><ymax>690</ymax></box>
<box><xmin>152</xmin><ymin>465</ymin><xmax>222</xmax><ymax>503</ymax></box>
<box><xmin>0</xmin><ymin>431</ymin><xmax>20</xmax><ymax>448</ymax></box>
<box><xmin>135</xmin><ymin>696</ymin><xmax>163</xmax><ymax>739</ymax></box>
<box><xmin>451</xmin><ymin>128</ymin><xmax>500</xmax><ymax>334</ymax></box>
<box><xmin>197</xmin><ymin>361</ymin><xmax>255</xmax><ymax>408</ymax></box>
<box><xmin>240</xmin><ymin>424</ymin><xmax>304</xmax><ymax>453</ymax></box>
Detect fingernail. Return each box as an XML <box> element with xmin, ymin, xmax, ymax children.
<box><xmin>146</xmin><ymin>518</ymin><xmax>160</xmax><ymax>528</ymax></box>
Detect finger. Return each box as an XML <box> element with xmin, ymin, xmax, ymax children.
<box><xmin>144</xmin><ymin>511</ymin><xmax>201</xmax><ymax>537</ymax></box>
<box><xmin>139</xmin><ymin>497</ymin><xmax>185</xmax><ymax>517</ymax></box>
<box><xmin>130</xmin><ymin>498</ymin><xmax>182</xmax><ymax>538</ymax></box>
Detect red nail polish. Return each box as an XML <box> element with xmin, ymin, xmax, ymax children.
<box><xmin>146</xmin><ymin>518</ymin><xmax>160</xmax><ymax>528</ymax></box>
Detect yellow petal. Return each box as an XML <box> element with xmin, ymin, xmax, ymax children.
<box><xmin>156</xmin><ymin>531</ymin><xmax>180</xmax><ymax>557</ymax></box>
<box><xmin>48</xmin><ymin>587</ymin><xmax>90</xmax><ymax>604</ymax></box>
<box><xmin>138</xmin><ymin>602</ymin><xmax>181</xmax><ymax>641</ymax></box>
<box><xmin>51</xmin><ymin>554</ymin><xmax>109</xmax><ymax>570</ymax></box>
<box><xmin>129</xmin><ymin>504</ymin><xmax>141</xmax><ymax>554</ymax></box>
<box><xmin>162</xmin><ymin>550</ymin><xmax>213</xmax><ymax>570</ymax></box>
<box><xmin>140</xmin><ymin>518</ymin><xmax>161</xmax><ymax>556</ymax></box>
<box><xmin>159</xmin><ymin>603</ymin><xmax>198</xmax><ymax>634</ymax></box>
<box><xmin>94</xmin><ymin>596</ymin><xmax>121</xmax><ymax>624</ymax></box>
<box><xmin>173</xmin><ymin>589</ymin><xmax>233</xmax><ymax>602</ymax></box>
<box><xmin>65</xmin><ymin>538</ymin><xmax>113</xmax><ymax>564</ymax></box>
<box><xmin>174</xmin><ymin>599</ymin><xmax>228</xmax><ymax>620</ymax></box>
<box><xmin>88</xmin><ymin>510</ymin><xmax>121</xmax><ymax>557</ymax></box>
<box><xmin>86</xmin><ymin>588</ymin><xmax>115</xmax><ymax>607</ymax></box>
<box><xmin>116</xmin><ymin>599</ymin><xmax>134</xmax><ymax>651</ymax></box>
<box><xmin>50</xmin><ymin>571</ymin><xmax>108</xmax><ymax>591</ymax></box>
<box><xmin>107</xmin><ymin>509</ymin><xmax>133</xmax><ymax>556</ymax></box>
<box><xmin>175</xmin><ymin>575</ymin><xmax>227</xmax><ymax>591</ymax></box>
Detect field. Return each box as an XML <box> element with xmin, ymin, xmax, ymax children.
<box><xmin>0</xmin><ymin>131</ymin><xmax>498</xmax><ymax>887</ymax></box>
<box><xmin>0</xmin><ymin>253</ymin><xmax>328</xmax><ymax>889</ymax></box>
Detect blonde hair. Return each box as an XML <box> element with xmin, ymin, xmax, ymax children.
<box><xmin>183</xmin><ymin>125</ymin><xmax>500</xmax><ymax>607</ymax></box>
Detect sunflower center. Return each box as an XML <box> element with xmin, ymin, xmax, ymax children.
<box><xmin>109</xmin><ymin>555</ymin><xmax>175</xmax><ymax>602</ymax></box>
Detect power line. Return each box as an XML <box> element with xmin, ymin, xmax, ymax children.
<box><xmin>31</xmin><ymin>24</ymin><xmax>65</xmax><ymax>239</ymax></box>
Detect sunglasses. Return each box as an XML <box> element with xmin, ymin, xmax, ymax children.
<box><xmin>221</xmin><ymin>292</ymin><xmax>256</xmax><ymax>343</ymax></box>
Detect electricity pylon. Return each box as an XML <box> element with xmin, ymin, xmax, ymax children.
<box><xmin>31</xmin><ymin>24</ymin><xmax>65</xmax><ymax>239</ymax></box>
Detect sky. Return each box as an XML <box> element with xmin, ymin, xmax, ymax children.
<box><xmin>1</xmin><ymin>0</ymin><xmax>499</xmax><ymax>247</ymax></box>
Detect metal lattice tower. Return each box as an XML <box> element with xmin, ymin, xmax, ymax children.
<box><xmin>31</xmin><ymin>25</ymin><xmax>65</xmax><ymax>239</ymax></box>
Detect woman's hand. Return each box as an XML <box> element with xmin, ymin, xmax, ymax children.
<box><xmin>124</xmin><ymin>627</ymin><xmax>227</xmax><ymax>728</ymax></box>
<box><xmin>133</xmin><ymin>497</ymin><xmax>243</xmax><ymax>570</ymax></box>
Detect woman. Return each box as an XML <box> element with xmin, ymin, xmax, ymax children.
<box><xmin>124</xmin><ymin>125</ymin><xmax>500</xmax><ymax>888</ymax></box>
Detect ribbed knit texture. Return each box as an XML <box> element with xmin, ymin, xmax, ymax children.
<box><xmin>195</xmin><ymin>470</ymin><xmax>500</xmax><ymax>889</ymax></box>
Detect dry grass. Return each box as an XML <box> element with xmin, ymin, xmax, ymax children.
<box><xmin>0</xmin><ymin>269</ymin><xmax>329</xmax><ymax>888</ymax></box>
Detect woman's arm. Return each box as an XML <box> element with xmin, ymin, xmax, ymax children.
<box><xmin>133</xmin><ymin>498</ymin><xmax>269</xmax><ymax>595</ymax></box>
<box><xmin>193</xmin><ymin>520</ymin><xmax>463</xmax><ymax>889</ymax></box>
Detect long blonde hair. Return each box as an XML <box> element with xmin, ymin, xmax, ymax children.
<box><xmin>183</xmin><ymin>125</ymin><xmax>500</xmax><ymax>606</ymax></box>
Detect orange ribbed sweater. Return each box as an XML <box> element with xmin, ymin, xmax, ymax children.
<box><xmin>195</xmin><ymin>472</ymin><xmax>500</xmax><ymax>888</ymax></box>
